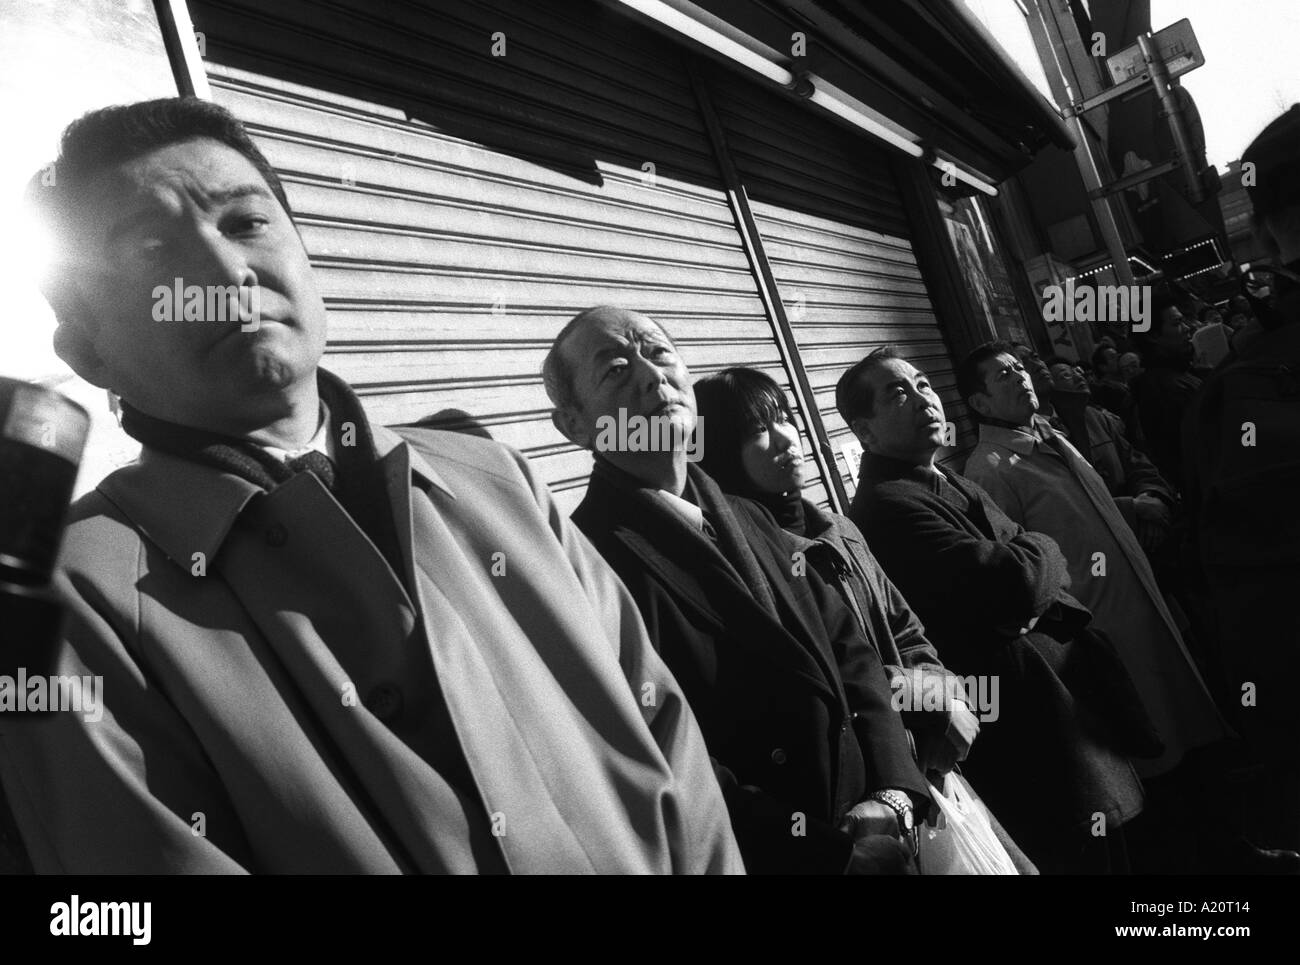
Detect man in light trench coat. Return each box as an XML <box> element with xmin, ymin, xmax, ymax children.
<box><xmin>0</xmin><ymin>97</ymin><xmax>742</xmax><ymax>874</ymax></box>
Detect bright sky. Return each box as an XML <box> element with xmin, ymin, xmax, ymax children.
<box><xmin>967</xmin><ymin>1</ymin><xmax>1300</xmax><ymax>173</ymax></box>
<box><xmin>1153</xmin><ymin>0</ymin><xmax>1300</xmax><ymax>169</ymax></box>
<box><xmin>1</xmin><ymin>0</ymin><xmax>176</xmax><ymax>491</ymax></box>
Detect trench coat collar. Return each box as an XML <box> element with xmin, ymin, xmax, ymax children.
<box><xmin>96</xmin><ymin>422</ymin><xmax>455</xmax><ymax>571</ymax></box>
<box><xmin>371</xmin><ymin>424</ymin><xmax>456</xmax><ymax>499</ymax></box>
<box><xmin>782</xmin><ymin>500</ymin><xmax>845</xmax><ymax>557</ymax></box>
<box><xmin>582</xmin><ymin>464</ymin><xmax>839</xmax><ymax>703</ymax></box>
<box><xmin>974</xmin><ymin>418</ymin><xmax>1054</xmax><ymax>457</ymax></box>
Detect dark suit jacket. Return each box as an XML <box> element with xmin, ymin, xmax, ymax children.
<box><xmin>573</xmin><ymin>461</ymin><xmax>927</xmax><ymax>874</ymax></box>
<box><xmin>848</xmin><ymin>454</ymin><xmax>1145</xmax><ymax>860</ymax></box>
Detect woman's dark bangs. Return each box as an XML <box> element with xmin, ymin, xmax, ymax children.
<box><xmin>734</xmin><ymin>374</ymin><xmax>790</xmax><ymax>430</ymax></box>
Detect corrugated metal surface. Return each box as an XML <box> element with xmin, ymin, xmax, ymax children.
<box><xmin>706</xmin><ymin>66</ymin><xmax>973</xmax><ymax>491</ymax></box>
<box><xmin>191</xmin><ymin>0</ymin><xmax>800</xmax><ymax>512</ymax></box>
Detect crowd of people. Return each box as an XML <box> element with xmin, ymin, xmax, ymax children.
<box><xmin>1</xmin><ymin>95</ymin><xmax>1296</xmax><ymax>874</ymax></box>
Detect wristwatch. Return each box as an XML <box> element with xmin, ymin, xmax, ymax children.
<box><xmin>870</xmin><ymin>789</ymin><xmax>919</xmax><ymax>857</ymax></box>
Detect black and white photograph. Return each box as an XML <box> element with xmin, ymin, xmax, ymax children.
<box><xmin>0</xmin><ymin>0</ymin><xmax>1297</xmax><ymax>939</ymax></box>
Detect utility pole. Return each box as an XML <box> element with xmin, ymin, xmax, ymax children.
<box><xmin>1026</xmin><ymin>0</ymin><xmax>1137</xmax><ymax>288</ymax></box>
<box><xmin>1137</xmin><ymin>32</ymin><xmax>1205</xmax><ymax>204</ymax></box>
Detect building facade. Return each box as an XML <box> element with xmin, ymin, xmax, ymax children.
<box><xmin>4</xmin><ymin>0</ymin><xmax>1067</xmax><ymax>511</ymax></box>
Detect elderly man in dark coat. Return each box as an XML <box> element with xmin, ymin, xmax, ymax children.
<box><xmin>545</xmin><ymin>306</ymin><xmax>929</xmax><ymax>875</ymax></box>
<box><xmin>838</xmin><ymin>348</ymin><xmax>1157</xmax><ymax>874</ymax></box>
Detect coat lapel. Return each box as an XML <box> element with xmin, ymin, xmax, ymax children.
<box><xmin>1037</xmin><ymin>427</ymin><xmax>1183</xmax><ymax>632</ymax></box>
<box><xmin>588</xmin><ymin>476</ymin><xmax>837</xmax><ymax>702</ymax></box>
<box><xmin>734</xmin><ymin>503</ymin><xmax>855</xmax><ymax>700</ymax></box>
<box><xmin>399</xmin><ymin>498</ymin><xmax>600</xmax><ymax>874</ymax></box>
<box><xmin>207</xmin><ymin>473</ymin><xmax>455</xmax><ymax>871</ymax></box>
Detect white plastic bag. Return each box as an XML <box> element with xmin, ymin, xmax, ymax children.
<box><xmin>917</xmin><ymin>772</ymin><xmax>1019</xmax><ymax>875</ymax></box>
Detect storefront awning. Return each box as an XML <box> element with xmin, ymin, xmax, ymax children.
<box><xmin>607</xmin><ymin>0</ymin><xmax>1073</xmax><ymax>191</ymax></box>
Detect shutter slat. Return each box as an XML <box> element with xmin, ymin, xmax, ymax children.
<box><xmin>191</xmin><ymin>0</ymin><xmax>791</xmax><ymax>507</ymax></box>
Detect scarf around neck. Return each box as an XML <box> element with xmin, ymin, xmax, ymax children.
<box><xmin>591</xmin><ymin>457</ymin><xmax>781</xmax><ymax>620</ymax></box>
<box><xmin>119</xmin><ymin>368</ymin><xmax>406</xmax><ymax>585</ymax></box>
<box><xmin>745</xmin><ymin>488</ymin><xmax>807</xmax><ymax>537</ymax></box>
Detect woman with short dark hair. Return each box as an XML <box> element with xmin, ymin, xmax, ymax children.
<box><xmin>694</xmin><ymin>367</ymin><xmax>941</xmax><ymax>687</ymax></box>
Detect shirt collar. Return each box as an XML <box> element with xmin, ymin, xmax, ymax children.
<box><xmin>249</xmin><ymin>403</ymin><xmax>459</xmax><ymax>491</ymax></box>
<box><xmin>96</xmin><ymin>422</ymin><xmax>455</xmax><ymax>570</ymax></box>
<box><xmin>258</xmin><ymin>401</ymin><xmax>335</xmax><ymax>464</ymax></box>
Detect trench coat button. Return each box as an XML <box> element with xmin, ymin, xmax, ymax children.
<box><xmin>366</xmin><ymin>684</ymin><xmax>404</xmax><ymax>722</ymax></box>
<box><xmin>770</xmin><ymin>748</ymin><xmax>787</xmax><ymax>765</ymax></box>
<box><xmin>264</xmin><ymin>523</ymin><xmax>288</xmax><ymax>547</ymax></box>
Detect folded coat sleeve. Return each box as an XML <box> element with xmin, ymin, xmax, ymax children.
<box><xmin>0</xmin><ymin>565</ymin><xmax>253</xmax><ymax>874</ymax></box>
<box><xmin>866</xmin><ymin>486</ymin><xmax>1072</xmax><ymax>635</ymax></box>
<box><xmin>510</xmin><ymin>449</ymin><xmax>745</xmax><ymax>875</ymax></box>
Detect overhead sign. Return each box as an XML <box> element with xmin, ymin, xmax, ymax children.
<box><xmin>1105</xmin><ymin>18</ymin><xmax>1204</xmax><ymax>84</ymax></box>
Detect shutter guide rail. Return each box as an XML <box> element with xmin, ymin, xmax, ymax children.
<box><xmin>689</xmin><ymin>58</ymin><xmax>848</xmax><ymax>513</ymax></box>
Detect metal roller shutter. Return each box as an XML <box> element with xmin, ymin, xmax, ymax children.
<box><xmin>703</xmin><ymin>65</ymin><xmax>973</xmax><ymax>494</ymax></box>
<box><xmin>190</xmin><ymin>0</ymin><xmax>799</xmax><ymax>512</ymax></box>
